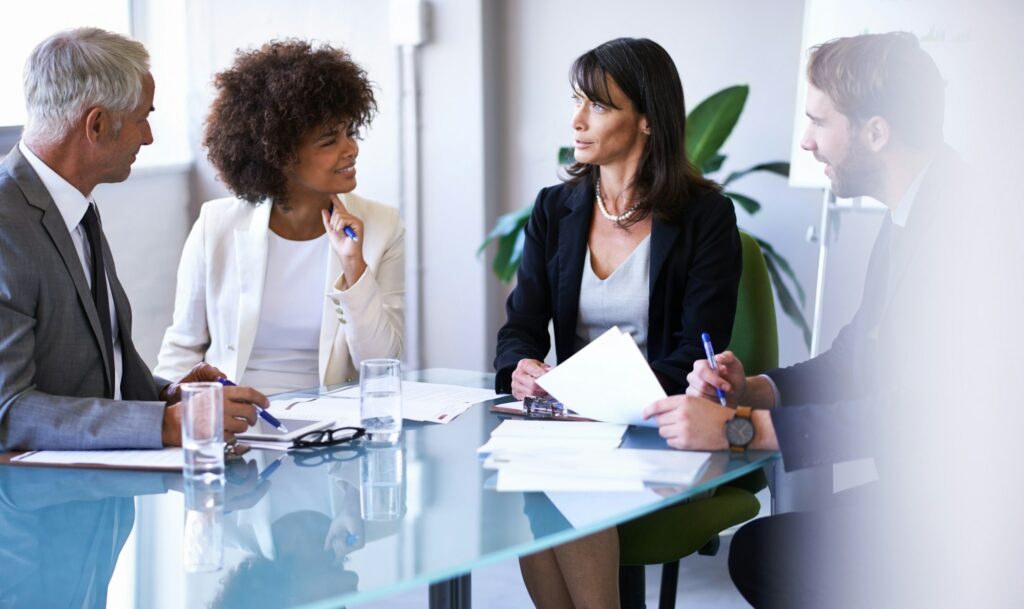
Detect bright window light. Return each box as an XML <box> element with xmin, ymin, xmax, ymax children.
<box><xmin>0</xmin><ymin>2</ymin><xmax>131</xmax><ymax>127</ymax></box>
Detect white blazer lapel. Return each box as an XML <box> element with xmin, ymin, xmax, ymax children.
<box><xmin>233</xmin><ymin>202</ymin><xmax>272</xmax><ymax>379</ymax></box>
<box><xmin>319</xmin><ymin>245</ymin><xmax>342</xmax><ymax>383</ymax></box>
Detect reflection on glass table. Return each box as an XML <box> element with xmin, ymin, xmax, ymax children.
<box><xmin>0</xmin><ymin>369</ymin><xmax>777</xmax><ymax>609</ymax></box>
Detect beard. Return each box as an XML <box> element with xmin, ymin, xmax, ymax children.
<box><xmin>828</xmin><ymin>137</ymin><xmax>884</xmax><ymax>199</ymax></box>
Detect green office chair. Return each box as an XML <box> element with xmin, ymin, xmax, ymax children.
<box><xmin>618</xmin><ymin>231</ymin><xmax>779</xmax><ymax>609</ymax></box>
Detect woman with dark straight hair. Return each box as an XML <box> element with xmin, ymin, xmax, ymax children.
<box><xmin>494</xmin><ymin>37</ymin><xmax>741</xmax><ymax>608</ymax></box>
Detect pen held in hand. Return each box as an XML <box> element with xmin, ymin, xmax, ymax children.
<box><xmin>700</xmin><ymin>332</ymin><xmax>728</xmax><ymax>407</ymax></box>
<box><xmin>328</xmin><ymin>206</ymin><xmax>359</xmax><ymax>241</ymax></box>
<box><xmin>217</xmin><ymin>377</ymin><xmax>289</xmax><ymax>433</ymax></box>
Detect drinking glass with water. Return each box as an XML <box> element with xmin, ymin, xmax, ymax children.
<box><xmin>359</xmin><ymin>359</ymin><xmax>402</xmax><ymax>443</ymax></box>
<box><xmin>180</xmin><ymin>382</ymin><xmax>225</xmax><ymax>481</ymax></box>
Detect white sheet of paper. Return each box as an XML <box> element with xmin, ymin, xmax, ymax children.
<box><xmin>496</xmin><ymin>469</ymin><xmax>644</xmax><ymax>492</ymax></box>
<box><xmin>489</xmin><ymin>419</ymin><xmax>628</xmax><ymax>439</ymax></box>
<box><xmin>268</xmin><ymin>395</ymin><xmax>362</xmax><ymax>425</ymax></box>
<box><xmin>501</xmin><ymin>449</ymin><xmax>710</xmax><ymax>485</ymax></box>
<box><xmin>484</xmin><ymin>448</ymin><xmax>710</xmax><ymax>486</ymax></box>
<box><xmin>546</xmin><ymin>489</ymin><xmax>664</xmax><ymax>527</ymax></box>
<box><xmin>536</xmin><ymin>326</ymin><xmax>666</xmax><ymax>426</ymax></box>
<box><xmin>477</xmin><ymin>436</ymin><xmax>624</xmax><ymax>456</ymax></box>
<box><xmin>12</xmin><ymin>448</ymin><xmax>184</xmax><ymax>471</ymax></box>
<box><xmin>285</xmin><ymin>381</ymin><xmax>497</xmax><ymax>424</ymax></box>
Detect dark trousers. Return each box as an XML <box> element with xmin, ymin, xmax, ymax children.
<box><xmin>727</xmin><ymin>487</ymin><xmax>880</xmax><ymax>609</ymax></box>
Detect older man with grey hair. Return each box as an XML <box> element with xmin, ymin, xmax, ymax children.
<box><xmin>0</xmin><ymin>27</ymin><xmax>267</xmax><ymax>450</ymax></box>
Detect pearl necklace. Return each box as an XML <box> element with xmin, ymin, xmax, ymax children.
<box><xmin>594</xmin><ymin>181</ymin><xmax>639</xmax><ymax>223</ymax></box>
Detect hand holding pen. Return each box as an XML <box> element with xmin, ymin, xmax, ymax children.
<box><xmin>217</xmin><ymin>378</ymin><xmax>289</xmax><ymax>433</ymax></box>
<box><xmin>700</xmin><ymin>333</ymin><xmax>729</xmax><ymax>406</ymax></box>
<box><xmin>688</xmin><ymin>335</ymin><xmax>748</xmax><ymax>406</ymax></box>
<box><xmin>321</xmin><ymin>194</ymin><xmax>368</xmax><ymax>284</ymax></box>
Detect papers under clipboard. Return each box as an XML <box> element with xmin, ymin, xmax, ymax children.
<box><xmin>3</xmin><ymin>448</ymin><xmax>185</xmax><ymax>472</ymax></box>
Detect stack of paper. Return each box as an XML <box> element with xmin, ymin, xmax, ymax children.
<box><xmin>268</xmin><ymin>381</ymin><xmax>497</xmax><ymax>425</ymax></box>
<box><xmin>536</xmin><ymin>326</ymin><xmax>666</xmax><ymax>427</ymax></box>
<box><xmin>478</xmin><ymin>420</ymin><xmax>710</xmax><ymax>493</ymax></box>
<box><xmin>486</xmin><ymin>447</ymin><xmax>711</xmax><ymax>493</ymax></box>
<box><xmin>477</xmin><ymin>420</ymin><xmax>628</xmax><ymax>455</ymax></box>
<box><xmin>11</xmin><ymin>448</ymin><xmax>184</xmax><ymax>471</ymax></box>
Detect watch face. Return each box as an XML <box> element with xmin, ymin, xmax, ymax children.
<box><xmin>726</xmin><ymin>416</ymin><xmax>755</xmax><ymax>447</ymax></box>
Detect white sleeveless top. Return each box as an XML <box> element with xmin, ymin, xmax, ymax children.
<box><xmin>575</xmin><ymin>235</ymin><xmax>651</xmax><ymax>357</ymax></box>
<box><xmin>242</xmin><ymin>231</ymin><xmax>328</xmax><ymax>394</ymax></box>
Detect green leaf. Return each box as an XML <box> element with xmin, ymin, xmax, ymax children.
<box><xmin>558</xmin><ymin>146</ymin><xmax>575</xmax><ymax>165</ymax></box>
<box><xmin>700</xmin><ymin>153</ymin><xmax>726</xmax><ymax>175</ymax></box>
<box><xmin>478</xmin><ymin>205</ymin><xmax>533</xmax><ymax>256</ymax></box>
<box><xmin>763</xmin><ymin>255</ymin><xmax>812</xmax><ymax>348</ymax></box>
<box><xmin>685</xmin><ymin>85</ymin><xmax>749</xmax><ymax>169</ymax></box>
<box><xmin>724</xmin><ymin>191</ymin><xmax>761</xmax><ymax>215</ymax></box>
<box><xmin>481</xmin><ymin>206</ymin><xmax>532</xmax><ymax>283</ymax></box>
<box><xmin>722</xmin><ymin>161</ymin><xmax>790</xmax><ymax>187</ymax></box>
<box><xmin>755</xmin><ymin>238</ymin><xmax>806</xmax><ymax>305</ymax></box>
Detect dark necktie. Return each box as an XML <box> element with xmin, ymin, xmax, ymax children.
<box><xmin>81</xmin><ymin>204</ymin><xmax>115</xmax><ymax>398</ymax></box>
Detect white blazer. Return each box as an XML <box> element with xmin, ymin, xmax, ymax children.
<box><xmin>154</xmin><ymin>192</ymin><xmax>404</xmax><ymax>388</ymax></box>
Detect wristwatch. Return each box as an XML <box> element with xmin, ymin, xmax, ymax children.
<box><xmin>725</xmin><ymin>406</ymin><xmax>754</xmax><ymax>453</ymax></box>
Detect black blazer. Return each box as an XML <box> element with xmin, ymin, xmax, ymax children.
<box><xmin>494</xmin><ymin>179</ymin><xmax>741</xmax><ymax>395</ymax></box>
<box><xmin>767</xmin><ymin>147</ymin><xmax>967</xmax><ymax>471</ymax></box>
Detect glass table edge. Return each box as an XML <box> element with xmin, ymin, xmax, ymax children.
<box><xmin>290</xmin><ymin>450</ymin><xmax>778</xmax><ymax>609</ymax></box>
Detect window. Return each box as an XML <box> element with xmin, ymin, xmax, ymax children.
<box><xmin>0</xmin><ymin>1</ymin><xmax>132</xmax><ymax>127</ymax></box>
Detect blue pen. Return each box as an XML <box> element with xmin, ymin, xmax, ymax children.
<box><xmin>700</xmin><ymin>332</ymin><xmax>728</xmax><ymax>407</ymax></box>
<box><xmin>217</xmin><ymin>378</ymin><xmax>289</xmax><ymax>433</ymax></box>
<box><xmin>328</xmin><ymin>206</ymin><xmax>359</xmax><ymax>242</ymax></box>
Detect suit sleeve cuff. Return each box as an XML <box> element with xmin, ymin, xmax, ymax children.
<box><xmin>760</xmin><ymin>373</ymin><xmax>782</xmax><ymax>408</ymax></box>
<box><xmin>327</xmin><ymin>268</ymin><xmax>375</xmax><ymax>311</ymax></box>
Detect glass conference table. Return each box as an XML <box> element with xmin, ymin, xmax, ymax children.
<box><xmin>0</xmin><ymin>369</ymin><xmax>777</xmax><ymax>609</ymax></box>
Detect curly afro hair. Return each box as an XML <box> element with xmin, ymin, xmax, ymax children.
<box><xmin>203</xmin><ymin>39</ymin><xmax>377</xmax><ymax>205</ymax></box>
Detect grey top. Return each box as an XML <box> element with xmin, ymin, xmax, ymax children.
<box><xmin>575</xmin><ymin>235</ymin><xmax>651</xmax><ymax>356</ymax></box>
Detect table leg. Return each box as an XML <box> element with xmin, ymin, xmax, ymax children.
<box><xmin>428</xmin><ymin>573</ymin><xmax>472</xmax><ymax>609</ymax></box>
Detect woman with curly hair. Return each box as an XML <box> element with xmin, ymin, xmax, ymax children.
<box><xmin>155</xmin><ymin>40</ymin><xmax>404</xmax><ymax>394</ymax></box>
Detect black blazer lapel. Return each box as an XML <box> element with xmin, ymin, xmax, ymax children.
<box><xmin>879</xmin><ymin>147</ymin><xmax>962</xmax><ymax>321</ymax></box>
<box><xmin>649</xmin><ymin>218</ymin><xmax>682</xmax><ymax>294</ymax></box>
<box><xmin>554</xmin><ymin>184</ymin><xmax>593</xmax><ymax>361</ymax></box>
<box><xmin>6</xmin><ymin>147</ymin><xmax>115</xmax><ymax>385</ymax></box>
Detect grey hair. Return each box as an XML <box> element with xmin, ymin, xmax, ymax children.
<box><xmin>22</xmin><ymin>27</ymin><xmax>150</xmax><ymax>147</ymax></box>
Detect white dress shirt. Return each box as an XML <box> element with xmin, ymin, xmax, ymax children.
<box><xmin>18</xmin><ymin>141</ymin><xmax>124</xmax><ymax>399</ymax></box>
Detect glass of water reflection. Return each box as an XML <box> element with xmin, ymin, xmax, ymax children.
<box><xmin>180</xmin><ymin>382</ymin><xmax>224</xmax><ymax>481</ymax></box>
<box><xmin>359</xmin><ymin>359</ymin><xmax>402</xmax><ymax>443</ymax></box>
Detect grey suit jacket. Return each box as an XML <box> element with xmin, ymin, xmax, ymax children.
<box><xmin>0</xmin><ymin>145</ymin><xmax>169</xmax><ymax>450</ymax></box>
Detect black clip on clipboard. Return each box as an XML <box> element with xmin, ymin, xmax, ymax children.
<box><xmin>490</xmin><ymin>396</ymin><xmax>594</xmax><ymax>422</ymax></box>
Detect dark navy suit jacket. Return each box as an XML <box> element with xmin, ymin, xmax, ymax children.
<box><xmin>494</xmin><ymin>178</ymin><xmax>742</xmax><ymax>396</ymax></box>
<box><xmin>767</xmin><ymin>147</ymin><xmax>967</xmax><ymax>471</ymax></box>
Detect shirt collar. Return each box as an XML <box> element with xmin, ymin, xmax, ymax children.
<box><xmin>890</xmin><ymin>156</ymin><xmax>934</xmax><ymax>228</ymax></box>
<box><xmin>18</xmin><ymin>140</ymin><xmax>93</xmax><ymax>234</ymax></box>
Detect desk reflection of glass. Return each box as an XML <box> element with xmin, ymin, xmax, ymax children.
<box><xmin>0</xmin><ymin>369</ymin><xmax>777</xmax><ymax>609</ymax></box>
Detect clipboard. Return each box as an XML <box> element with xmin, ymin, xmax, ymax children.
<box><xmin>489</xmin><ymin>400</ymin><xmax>595</xmax><ymax>422</ymax></box>
<box><xmin>0</xmin><ymin>448</ymin><xmax>185</xmax><ymax>472</ymax></box>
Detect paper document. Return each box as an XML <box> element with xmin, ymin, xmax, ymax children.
<box><xmin>496</xmin><ymin>470</ymin><xmax>644</xmax><ymax>492</ymax></box>
<box><xmin>281</xmin><ymin>381</ymin><xmax>496</xmax><ymax>424</ymax></box>
<box><xmin>12</xmin><ymin>448</ymin><xmax>183</xmax><ymax>471</ymax></box>
<box><xmin>537</xmin><ymin>326</ymin><xmax>665</xmax><ymax>426</ymax></box>
<box><xmin>268</xmin><ymin>395</ymin><xmax>362</xmax><ymax>426</ymax></box>
<box><xmin>477</xmin><ymin>436</ymin><xmax>624</xmax><ymax>455</ymax></box>
<box><xmin>478</xmin><ymin>420</ymin><xmax>627</xmax><ymax>455</ymax></box>
<box><xmin>489</xmin><ymin>420</ymin><xmax>628</xmax><ymax>439</ymax></box>
<box><xmin>491</xmin><ymin>448</ymin><xmax>710</xmax><ymax>485</ymax></box>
